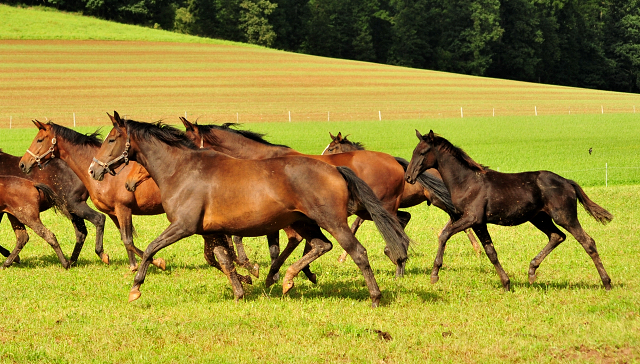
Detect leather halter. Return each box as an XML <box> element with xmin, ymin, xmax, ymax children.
<box><xmin>26</xmin><ymin>137</ymin><xmax>56</xmax><ymax>169</ymax></box>
<box><xmin>92</xmin><ymin>133</ymin><xmax>131</xmax><ymax>176</ymax></box>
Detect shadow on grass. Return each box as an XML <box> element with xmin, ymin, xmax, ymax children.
<box><xmin>513</xmin><ymin>279</ymin><xmax>620</xmax><ymax>291</ymax></box>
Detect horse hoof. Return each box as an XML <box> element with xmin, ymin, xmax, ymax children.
<box><xmin>250</xmin><ymin>263</ymin><xmax>260</xmax><ymax>278</ymax></box>
<box><xmin>503</xmin><ymin>281</ymin><xmax>511</xmax><ymax>292</ymax></box>
<box><xmin>371</xmin><ymin>297</ymin><xmax>380</xmax><ymax>308</ymax></box>
<box><xmin>430</xmin><ymin>275</ymin><xmax>439</xmax><ymax>284</ymax></box>
<box><xmin>129</xmin><ymin>264</ymin><xmax>139</xmax><ymax>272</ymax></box>
<box><xmin>14</xmin><ymin>255</ymin><xmax>20</xmax><ymax>264</ymax></box>
<box><xmin>63</xmin><ymin>261</ymin><xmax>71</xmax><ymax>270</ymax></box>
<box><xmin>265</xmin><ymin>274</ymin><xmax>275</xmax><ymax>288</ymax></box>
<box><xmin>528</xmin><ymin>275</ymin><xmax>536</xmax><ymax>284</ymax></box>
<box><xmin>282</xmin><ymin>280</ymin><xmax>294</xmax><ymax>295</ymax></box>
<box><xmin>153</xmin><ymin>258</ymin><xmax>166</xmax><ymax>271</ymax></box>
<box><xmin>128</xmin><ymin>287</ymin><xmax>141</xmax><ymax>302</ymax></box>
<box><xmin>307</xmin><ymin>273</ymin><xmax>317</xmax><ymax>284</ymax></box>
<box><xmin>100</xmin><ymin>252</ymin><xmax>110</xmax><ymax>265</ymax></box>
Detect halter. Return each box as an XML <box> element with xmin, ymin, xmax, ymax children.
<box><xmin>92</xmin><ymin>133</ymin><xmax>131</xmax><ymax>176</ymax></box>
<box><xmin>26</xmin><ymin>137</ymin><xmax>57</xmax><ymax>169</ymax></box>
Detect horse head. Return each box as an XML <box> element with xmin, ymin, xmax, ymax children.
<box><xmin>20</xmin><ymin>120</ymin><xmax>58</xmax><ymax>174</ymax></box>
<box><xmin>405</xmin><ymin>129</ymin><xmax>437</xmax><ymax>184</ymax></box>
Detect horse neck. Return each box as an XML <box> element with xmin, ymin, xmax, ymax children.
<box><xmin>131</xmin><ymin>138</ymin><xmax>192</xmax><ymax>190</ymax></box>
<box><xmin>209</xmin><ymin>129</ymin><xmax>297</xmax><ymax>159</ymax></box>
<box><xmin>0</xmin><ymin>153</ymin><xmax>22</xmax><ymax>176</ymax></box>
<box><xmin>433</xmin><ymin>148</ymin><xmax>479</xmax><ymax>193</ymax></box>
<box><xmin>55</xmin><ymin>138</ymin><xmax>100</xmax><ymax>186</ymax></box>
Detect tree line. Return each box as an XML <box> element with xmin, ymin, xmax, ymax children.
<box><xmin>15</xmin><ymin>0</ymin><xmax>640</xmax><ymax>93</ymax></box>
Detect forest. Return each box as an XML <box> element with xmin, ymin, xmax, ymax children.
<box><xmin>9</xmin><ymin>0</ymin><xmax>640</xmax><ymax>93</ymax></box>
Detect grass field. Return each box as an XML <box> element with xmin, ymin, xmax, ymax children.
<box><xmin>1</xmin><ymin>4</ymin><xmax>640</xmax><ymax>363</ymax></box>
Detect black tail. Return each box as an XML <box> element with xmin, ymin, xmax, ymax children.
<box><xmin>336</xmin><ymin>166</ymin><xmax>409</xmax><ymax>264</ymax></box>
<box><xmin>395</xmin><ymin>157</ymin><xmax>457</xmax><ymax>216</ymax></box>
<box><xmin>34</xmin><ymin>183</ymin><xmax>72</xmax><ymax>220</ymax></box>
<box><xmin>568</xmin><ymin>180</ymin><xmax>613</xmax><ymax>225</ymax></box>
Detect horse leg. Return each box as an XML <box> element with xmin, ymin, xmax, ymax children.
<box><xmin>556</xmin><ymin>218</ymin><xmax>612</xmax><ymax>290</ymax></box>
<box><xmin>326</xmin><ymin>223</ymin><xmax>382</xmax><ymax>308</ymax></box>
<box><xmin>337</xmin><ymin>217</ymin><xmax>364</xmax><ymax>263</ymax></box>
<box><xmin>27</xmin><ymin>215</ymin><xmax>70</xmax><ymax>269</ymax></box>
<box><xmin>265</xmin><ymin>229</ymin><xmax>304</xmax><ymax>288</ymax></box>
<box><xmin>232</xmin><ymin>235</ymin><xmax>260</xmax><ymax>278</ymax></box>
<box><xmin>212</xmin><ymin>241</ymin><xmax>245</xmax><ymax>301</ymax></box>
<box><xmin>282</xmin><ymin>222</ymin><xmax>333</xmax><ymax>295</ymax></box>
<box><xmin>528</xmin><ymin>213</ymin><xmax>566</xmax><ymax>284</ymax></box>
<box><xmin>465</xmin><ymin>229</ymin><xmax>482</xmax><ymax>257</ymax></box>
<box><xmin>390</xmin><ymin>211</ymin><xmax>411</xmax><ymax>277</ymax></box>
<box><xmin>129</xmin><ymin>222</ymin><xmax>193</xmax><ymax>302</ymax></box>
<box><xmin>0</xmin><ymin>213</ymin><xmax>14</xmax><ymax>261</ymax></box>
<box><xmin>68</xmin><ymin>214</ymin><xmax>87</xmax><ymax>265</ymax></box>
<box><xmin>72</xmin><ymin>201</ymin><xmax>108</xmax><ymax>264</ymax></box>
<box><xmin>114</xmin><ymin>209</ymin><xmax>165</xmax><ymax>271</ymax></box>
<box><xmin>472</xmin><ymin>224</ymin><xmax>510</xmax><ymax>291</ymax></box>
<box><xmin>2</xmin><ymin>214</ymin><xmax>28</xmax><ymax>268</ymax></box>
<box><xmin>266</xmin><ymin>231</ymin><xmax>281</xmax><ymax>282</ymax></box>
<box><xmin>432</xmin><ymin>214</ymin><xmax>477</xmax><ymax>284</ymax></box>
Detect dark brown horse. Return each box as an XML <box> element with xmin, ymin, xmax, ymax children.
<box><xmin>405</xmin><ymin>130</ymin><xmax>613</xmax><ymax>291</ymax></box>
<box><xmin>88</xmin><ymin>112</ymin><xmax>409</xmax><ymax>307</ymax></box>
<box><xmin>321</xmin><ymin>132</ymin><xmax>482</xmax><ymax>258</ymax></box>
<box><xmin>0</xmin><ymin>176</ymin><xmax>71</xmax><ymax>268</ymax></box>
<box><xmin>0</xmin><ymin>149</ymin><xmax>106</xmax><ymax>265</ymax></box>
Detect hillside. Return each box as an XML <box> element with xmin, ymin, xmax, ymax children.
<box><xmin>1</xmin><ymin>4</ymin><xmax>640</xmax><ymax>127</ymax></box>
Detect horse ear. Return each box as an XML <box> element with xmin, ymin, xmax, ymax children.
<box><xmin>32</xmin><ymin>119</ymin><xmax>45</xmax><ymax>130</ymax></box>
<box><xmin>180</xmin><ymin>117</ymin><xmax>194</xmax><ymax>131</ymax></box>
<box><xmin>427</xmin><ymin>130</ymin><xmax>435</xmax><ymax>141</ymax></box>
<box><xmin>113</xmin><ymin>111</ymin><xmax>125</xmax><ymax>128</ymax></box>
<box><xmin>329</xmin><ymin>132</ymin><xmax>336</xmax><ymax>140</ymax></box>
<box><xmin>336</xmin><ymin>132</ymin><xmax>343</xmax><ymax>141</ymax></box>
<box><xmin>415</xmin><ymin>129</ymin><xmax>424</xmax><ymax>141</ymax></box>
<box><xmin>343</xmin><ymin>134</ymin><xmax>350</xmax><ymax>141</ymax></box>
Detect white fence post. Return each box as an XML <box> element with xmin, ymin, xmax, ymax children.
<box><xmin>288</xmin><ymin>111</ymin><xmax>291</xmax><ymax>122</ymax></box>
<box><xmin>73</xmin><ymin>112</ymin><xmax>76</xmax><ymax>127</ymax></box>
<box><xmin>535</xmin><ymin>106</ymin><xmax>537</xmax><ymax>116</ymax></box>
<box><xmin>461</xmin><ymin>107</ymin><xmax>464</xmax><ymax>118</ymax></box>
<box><xmin>378</xmin><ymin>111</ymin><xmax>381</xmax><ymax>121</ymax></box>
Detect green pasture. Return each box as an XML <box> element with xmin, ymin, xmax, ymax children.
<box><xmin>1</xmin><ymin>117</ymin><xmax>639</xmax><ymax>363</ymax></box>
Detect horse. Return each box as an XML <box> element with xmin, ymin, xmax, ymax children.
<box><xmin>321</xmin><ymin>132</ymin><xmax>482</xmax><ymax>258</ymax></box>
<box><xmin>19</xmin><ymin>121</ymin><xmax>257</xmax><ymax>282</ymax></box>
<box><xmin>0</xmin><ymin>149</ymin><xmax>106</xmax><ymax>266</ymax></box>
<box><xmin>404</xmin><ymin>130</ymin><xmax>613</xmax><ymax>291</ymax></box>
<box><xmin>0</xmin><ymin>176</ymin><xmax>71</xmax><ymax>268</ymax></box>
<box><xmin>88</xmin><ymin>112</ymin><xmax>410</xmax><ymax>307</ymax></box>
<box><xmin>152</xmin><ymin>117</ymin><xmax>445</xmax><ymax>277</ymax></box>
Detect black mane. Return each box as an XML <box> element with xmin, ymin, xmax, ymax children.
<box><xmin>340</xmin><ymin>139</ymin><xmax>365</xmax><ymax>151</ymax></box>
<box><xmin>48</xmin><ymin>122</ymin><xmax>102</xmax><ymax>147</ymax></box>
<box><xmin>431</xmin><ymin>134</ymin><xmax>488</xmax><ymax>172</ymax></box>
<box><xmin>125</xmin><ymin>119</ymin><xmax>196</xmax><ymax>150</ymax></box>
<box><xmin>195</xmin><ymin>123</ymin><xmax>291</xmax><ymax>149</ymax></box>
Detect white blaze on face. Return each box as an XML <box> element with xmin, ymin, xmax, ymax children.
<box><xmin>321</xmin><ymin>143</ymin><xmax>331</xmax><ymax>155</ymax></box>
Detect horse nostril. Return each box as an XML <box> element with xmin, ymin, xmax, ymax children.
<box><xmin>88</xmin><ymin>168</ymin><xmax>93</xmax><ymax>176</ymax></box>
<box><xmin>19</xmin><ymin>162</ymin><xmax>24</xmax><ymax>170</ymax></box>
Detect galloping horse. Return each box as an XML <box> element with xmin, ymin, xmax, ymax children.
<box><xmin>1</xmin><ymin>149</ymin><xmax>106</xmax><ymax>265</ymax></box>
<box><xmin>321</xmin><ymin>132</ymin><xmax>481</xmax><ymax>259</ymax></box>
<box><xmin>19</xmin><ymin>121</ymin><xmax>258</xmax><ymax>282</ymax></box>
<box><xmin>405</xmin><ymin>130</ymin><xmax>613</xmax><ymax>290</ymax></box>
<box><xmin>88</xmin><ymin>112</ymin><xmax>409</xmax><ymax>307</ymax></box>
<box><xmin>0</xmin><ymin>176</ymin><xmax>71</xmax><ymax>268</ymax></box>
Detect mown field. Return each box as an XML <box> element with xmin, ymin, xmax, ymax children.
<box><xmin>1</xmin><ymin>4</ymin><xmax>639</xmax><ymax>363</ymax></box>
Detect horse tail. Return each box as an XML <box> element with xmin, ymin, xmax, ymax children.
<box><xmin>568</xmin><ymin>180</ymin><xmax>613</xmax><ymax>225</ymax></box>
<box><xmin>336</xmin><ymin>166</ymin><xmax>409</xmax><ymax>264</ymax></box>
<box><xmin>395</xmin><ymin>157</ymin><xmax>457</xmax><ymax>216</ymax></box>
<box><xmin>34</xmin><ymin>183</ymin><xmax>72</xmax><ymax>220</ymax></box>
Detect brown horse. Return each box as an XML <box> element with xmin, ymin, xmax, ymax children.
<box><xmin>88</xmin><ymin>112</ymin><xmax>409</xmax><ymax>307</ymax></box>
<box><xmin>19</xmin><ymin>121</ymin><xmax>259</xmax><ymax>282</ymax></box>
<box><xmin>174</xmin><ymin>118</ymin><xmax>427</xmax><ymax>277</ymax></box>
<box><xmin>405</xmin><ymin>130</ymin><xmax>613</xmax><ymax>291</ymax></box>
<box><xmin>1</xmin><ymin>149</ymin><xmax>106</xmax><ymax>265</ymax></box>
<box><xmin>0</xmin><ymin>176</ymin><xmax>71</xmax><ymax>268</ymax></box>
<box><xmin>321</xmin><ymin>132</ymin><xmax>481</xmax><ymax>258</ymax></box>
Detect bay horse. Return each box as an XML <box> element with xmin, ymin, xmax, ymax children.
<box><xmin>88</xmin><ymin>112</ymin><xmax>410</xmax><ymax>307</ymax></box>
<box><xmin>167</xmin><ymin>117</ymin><xmax>439</xmax><ymax>277</ymax></box>
<box><xmin>19</xmin><ymin>121</ymin><xmax>258</xmax><ymax>282</ymax></box>
<box><xmin>321</xmin><ymin>132</ymin><xmax>482</xmax><ymax>259</ymax></box>
<box><xmin>0</xmin><ymin>149</ymin><xmax>106</xmax><ymax>265</ymax></box>
<box><xmin>0</xmin><ymin>176</ymin><xmax>71</xmax><ymax>268</ymax></box>
<box><xmin>405</xmin><ymin>130</ymin><xmax>613</xmax><ymax>291</ymax></box>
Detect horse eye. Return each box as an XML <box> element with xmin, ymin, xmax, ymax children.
<box><xmin>108</xmin><ymin>139</ymin><xmax>116</xmax><ymax>143</ymax></box>
<box><xmin>37</xmin><ymin>138</ymin><xmax>43</xmax><ymax>143</ymax></box>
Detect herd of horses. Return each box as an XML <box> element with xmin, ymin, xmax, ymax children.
<box><xmin>0</xmin><ymin>111</ymin><xmax>613</xmax><ymax>307</ymax></box>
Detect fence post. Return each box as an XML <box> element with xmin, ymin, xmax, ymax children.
<box><xmin>378</xmin><ymin>111</ymin><xmax>381</xmax><ymax>121</ymax></box>
<box><xmin>73</xmin><ymin>112</ymin><xmax>76</xmax><ymax>127</ymax></box>
<box><xmin>461</xmin><ymin>107</ymin><xmax>464</xmax><ymax>118</ymax></box>
<box><xmin>288</xmin><ymin>111</ymin><xmax>291</xmax><ymax>122</ymax></box>
<box><xmin>535</xmin><ymin>106</ymin><xmax>537</xmax><ymax>116</ymax></box>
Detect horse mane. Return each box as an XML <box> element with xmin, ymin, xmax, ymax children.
<box><xmin>49</xmin><ymin>122</ymin><xmax>102</xmax><ymax>147</ymax></box>
<box><xmin>432</xmin><ymin>134</ymin><xmax>488</xmax><ymax>173</ymax></box>
<box><xmin>339</xmin><ymin>138</ymin><xmax>365</xmax><ymax>151</ymax></box>
<box><xmin>195</xmin><ymin>123</ymin><xmax>291</xmax><ymax>149</ymax></box>
<box><xmin>125</xmin><ymin>119</ymin><xmax>196</xmax><ymax>150</ymax></box>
